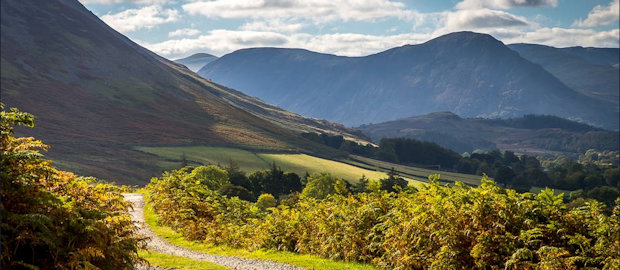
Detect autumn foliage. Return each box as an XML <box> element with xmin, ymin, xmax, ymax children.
<box><xmin>147</xmin><ymin>167</ymin><xmax>619</xmax><ymax>269</ymax></box>
<box><xmin>1</xmin><ymin>105</ymin><xmax>146</xmax><ymax>269</ymax></box>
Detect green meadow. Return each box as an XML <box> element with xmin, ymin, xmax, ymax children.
<box><xmin>135</xmin><ymin>146</ymin><xmax>444</xmax><ymax>186</ymax></box>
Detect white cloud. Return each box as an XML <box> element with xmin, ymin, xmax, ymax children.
<box><xmin>442</xmin><ymin>9</ymin><xmax>529</xmax><ymax>31</ymax></box>
<box><xmin>139</xmin><ymin>29</ymin><xmax>433</xmax><ymax>59</ymax></box>
<box><xmin>240</xmin><ymin>19</ymin><xmax>305</xmax><ymax>33</ymax></box>
<box><xmin>79</xmin><ymin>0</ymin><xmax>168</xmax><ymax>4</ymax></box>
<box><xmin>503</xmin><ymin>27</ymin><xmax>620</xmax><ymax>47</ymax></box>
<box><xmin>456</xmin><ymin>0</ymin><xmax>557</xmax><ymax>10</ymax></box>
<box><xmin>140</xmin><ymin>25</ymin><xmax>619</xmax><ymax>60</ymax></box>
<box><xmin>101</xmin><ymin>5</ymin><xmax>179</xmax><ymax>33</ymax></box>
<box><xmin>293</xmin><ymin>32</ymin><xmax>432</xmax><ymax>56</ymax></box>
<box><xmin>572</xmin><ymin>0</ymin><xmax>619</xmax><ymax>28</ymax></box>
<box><xmin>142</xmin><ymin>30</ymin><xmax>289</xmax><ymax>57</ymax></box>
<box><xmin>168</xmin><ymin>28</ymin><xmax>201</xmax><ymax>37</ymax></box>
<box><xmin>182</xmin><ymin>0</ymin><xmax>418</xmax><ymax>23</ymax></box>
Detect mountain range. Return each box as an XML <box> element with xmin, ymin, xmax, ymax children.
<box><xmin>198</xmin><ymin>32</ymin><xmax>619</xmax><ymax>130</ymax></box>
<box><xmin>508</xmin><ymin>43</ymin><xmax>619</xmax><ymax>104</ymax></box>
<box><xmin>0</xmin><ymin>0</ymin><xmax>364</xmax><ymax>184</ymax></box>
<box><xmin>357</xmin><ymin>112</ymin><xmax>619</xmax><ymax>156</ymax></box>
<box><xmin>174</xmin><ymin>53</ymin><xmax>218</xmax><ymax>72</ymax></box>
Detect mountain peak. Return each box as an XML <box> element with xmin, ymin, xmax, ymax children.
<box><xmin>175</xmin><ymin>53</ymin><xmax>216</xmax><ymax>61</ymax></box>
<box><xmin>425</xmin><ymin>31</ymin><xmax>506</xmax><ymax>50</ymax></box>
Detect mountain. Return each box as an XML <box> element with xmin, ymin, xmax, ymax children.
<box><xmin>0</xmin><ymin>0</ymin><xmax>365</xmax><ymax>184</ymax></box>
<box><xmin>508</xmin><ymin>43</ymin><xmax>619</xmax><ymax>104</ymax></box>
<box><xmin>357</xmin><ymin>112</ymin><xmax>619</xmax><ymax>156</ymax></box>
<box><xmin>198</xmin><ymin>32</ymin><xmax>618</xmax><ymax>130</ymax></box>
<box><xmin>174</xmin><ymin>53</ymin><xmax>218</xmax><ymax>72</ymax></box>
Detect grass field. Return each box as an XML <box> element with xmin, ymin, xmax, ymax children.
<box><xmin>135</xmin><ymin>146</ymin><xmax>430</xmax><ymax>185</ymax></box>
<box><xmin>345</xmin><ymin>155</ymin><xmax>484</xmax><ymax>186</ymax></box>
<box><xmin>143</xmin><ymin>199</ymin><xmax>382</xmax><ymax>270</ymax></box>
<box><xmin>134</xmin><ymin>145</ymin><xmax>492</xmax><ymax>187</ymax></box>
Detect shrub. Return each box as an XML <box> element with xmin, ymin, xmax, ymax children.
<box><xmin>1</xmin><ymin>104</ymin><xmax>146</xmax><ymax>269</ymax></box>
<box><xmin>256</xmin><ymin>193</ymin><xmax>277</xmax><ymax>210</ymax></box>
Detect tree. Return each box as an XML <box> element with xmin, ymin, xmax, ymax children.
<box><xmin>189</xmin><ymin>165</ymin><xmax>229</xmax><ymax>190</ymax></box>
<box><xmin>247</xmin><ymin>164</ymin><xmax>301</xmax><ymax>198</ymax></box>
<box><xmin>495</xmin><ymin>166</ymin><xmax>515</xmax><ymax>186</ymax></box>
<box><xmin>180</xmin><ymin>152</ymin><xmax>188</xmax><ymax>168</ymax></box>
<box><xmin>219</xmin><ymin>184</ymin><xmax>254</xmax><ymax>201</ymax></box>
<box><xmin>604</xmin><ymin>168</ymin><xmax>620</xmax><ymax>189</ymax></box>
<box><xmin>301</xmin><ymin>172</ymin><xmax>344</xmax><ymax>200</ymax></box>
<box><xmin>351</xmin><ymin>175</ymin><xmax>369</xmax><ymax>193</ymax></box>
<box><xmin>380</xmin><ymin>168</ymin><xmax>408</xmax><ymax>193</ymax></box>
<box><xmin>225</xmin><ymin>159</ymin><xmax>252</xmax><ymax>190</ymax></box>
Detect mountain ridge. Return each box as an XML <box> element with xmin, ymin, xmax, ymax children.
<box><xmin>199</xmin><ymin>31</ymin><xmax>618</xmax><ymax>130</ymax></box>
<box><xmin>357</xmin><ymin>112</ymin><xmax>619</xmax><ymax>156</ymax></box>
<box><xmin>174</xmin><ymin>53</ymin><xmax>218</xmax><ymax>72</ymax></box>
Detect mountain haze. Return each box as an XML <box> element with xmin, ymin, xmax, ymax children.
<box><xmin>174</xmin><ymin>53</ymin><xmax>218</xmax><ymax>72</ymax></box>
<box><xmin>199</xmin><ymin>32</ymin><xmax>618</xmax><ymax>130</ymax></box>
<box><xmin>509</xmin><ymin>43</ymin><xmax>619</xmax><ymax>104</ymax></box>
<box><xmin>0</xmin><ymin>0</ymin><xmax>364</xmax><ymax>184</ymax></box>
<box><xmin>358</xmin><ymin>112</ymin><xmax>619</xmax><ymax>156</ymax></box>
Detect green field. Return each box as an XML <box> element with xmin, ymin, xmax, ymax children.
<box><xmin>135</xmin><ymin>146</ymin><xmax>443</xmax><ymax>186</ymax></box>
<box><xmin>344</xmin><ymin>155</ymin><xmax>484</xmax><ymax>186</ymax></box>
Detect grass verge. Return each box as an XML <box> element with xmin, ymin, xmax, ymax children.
<box><xmin>143</xmin><ymin>198</ymin><xmax>383</xmax><ymax>270</ymax></box>
<box><xmin>138</xmin><ymin>250</ymin><xmax>231</xmax><ymax>270</ymax></box>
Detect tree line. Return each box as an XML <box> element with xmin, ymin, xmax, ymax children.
<box><xmin>307</xmin><ymin>132</ymin><xmax>619</xmax><ymax>205</ymax></box>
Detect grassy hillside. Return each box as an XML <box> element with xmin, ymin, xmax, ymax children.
<box><xmin>1</xmin><ymin>0</ymin><xmax>366</xmax><ymax>185</ymax></box>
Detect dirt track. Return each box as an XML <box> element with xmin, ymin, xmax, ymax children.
<box><xmin>124</xmin><ymin>193</ymin><xmax>306</xmax><ymax>270</ymax></box>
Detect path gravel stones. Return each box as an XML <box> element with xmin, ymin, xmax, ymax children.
<box><xmin>124</xmin><ymin>193</ymin><xmax>306</xmax><ymax>270</ymax></box>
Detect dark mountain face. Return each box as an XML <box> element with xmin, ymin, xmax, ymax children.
<box><xmin>509</xmin><ymin>43</ymin><xmax>619</xmax><ymax>104</ymax></box>
<box><xmin>174</xmin><ymin>53</ymin><xmax>218</xmax><ymax>72</ymax></box>
<box><xmin>199</xmin><ymin>31</ymin><xmax>618</xmax><ymax>130</ymax></box>
<box><xmin>0</xmin><ymin>0</ymin><xmax>360</xmax><ymax>184</ymax></box>
<box><xmin>560</xmin><ymin>46</ymin><xmax>620</xmax><ymax>67</ymax></box>
<box><xmin>357</xmin><ymin>112</ymin><xmax>619</xmax><ymax>156</ymax></box>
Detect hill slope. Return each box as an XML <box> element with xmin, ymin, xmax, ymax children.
<box><xmin>174</xmin><ymin>53</ymin><xmax>218</xmax><ymax>72</ymax></box>
<box><xmin>357</xmin><ymin>112</ymin><xmax>619</xmax><ymax>156</ymax></box>
<box><xmin>508</xmin><ymin>43</ymin><xmax>619</xmax><ymax>104</ymax></box>
<box><xmin>0</xmin><ymin>0</ymin><xmax>364</xmax><ymax>184</ymax></box>
<box><xmin>199</xmin><ymin>32</ymin><xmax>618</xmax><ymax>130</ymax></box>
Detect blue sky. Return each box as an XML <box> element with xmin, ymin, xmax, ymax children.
<box><xmin>79</xmin><ymin>0</ymin><xmax>619</xmax><ymax>59</ymax></box>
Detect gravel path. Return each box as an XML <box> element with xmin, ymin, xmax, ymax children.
<box><xmin>124</xmin><ymin>193</ymin><xmax>306</xmax><ymax>270</ymax></box>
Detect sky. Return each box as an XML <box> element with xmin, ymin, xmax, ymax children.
<box><xmin>78</xmin><ymin>0</ymin><xmax>620</xmax><ymax>59</ymax></box>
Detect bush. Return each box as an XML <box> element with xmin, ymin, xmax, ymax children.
<box><xmin>219</xmin><ymin>184</ymin><xmax>254</xmax><ymax>201</ymax></box>
<box><xmin>256</xmin><ymin>193</ymin><xmax>277</xmax><ymax>210</ymax></box>
<box><xmin>147</xmin><ymin>167</ymin><xmax>619</xmax><ymax>269</ymax></box>
<box><xmin>301</xmin><ymin>172</ymin><xmax>345</xmax><ymax>199</ymax></box>
<box><xmin>1</xmin><ymin>104</ymin><xmax>146</xmax><ymax>269</ymax></box>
